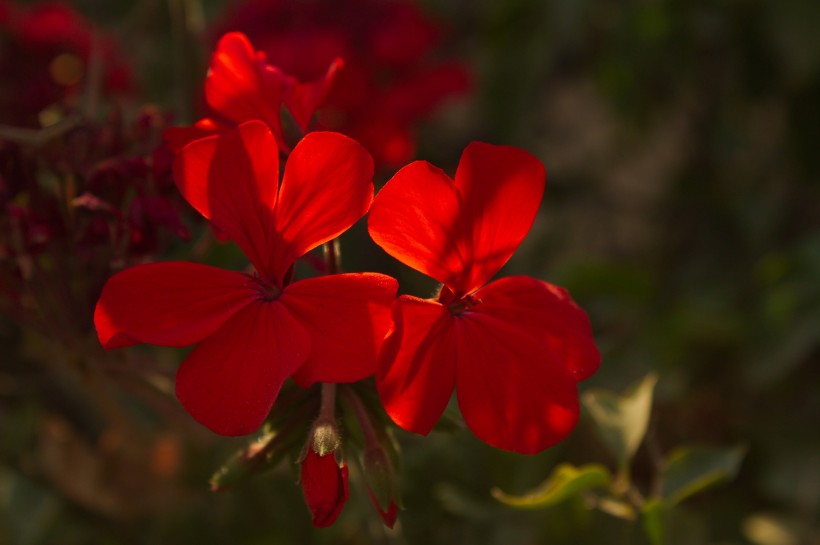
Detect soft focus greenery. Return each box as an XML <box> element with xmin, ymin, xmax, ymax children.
<box><xmin>2</xmin><ymin>0</ymin><xmax>819</xmax><ymax>544</ymax></box>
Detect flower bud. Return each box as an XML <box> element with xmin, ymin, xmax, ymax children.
<box><xmin>300</xmin><ymin>449</ymin><xmax>349</xmax><ymax>528</ymax></box>
<box><xmin>362</xmin><ymin>445</ymin><xmax>399</xmax><ymax>529</ymax></box>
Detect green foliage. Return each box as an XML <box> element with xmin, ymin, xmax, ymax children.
<box><xmin>582</xmin><ymin>373</ymin><xmax>657</xmax><ymax>470</ymax></box>
<box><xmin>660</xmin><ymin>445</ymin><xmax>746</xmax><ymax>506</ymax></box>
<box><xmin>496</xmin><ymin>375</ymin><xmax>748</xmax><ymax>545</ymax></box>
<box><xmin>491</xmin><ymin>464</ymin><xmax>611</xmax><ymax>509</ymax></box>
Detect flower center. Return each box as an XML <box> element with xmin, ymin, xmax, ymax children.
<box><xmin>447</xmin><ymin>294</ymin><xmax>481</xmax><ymax>316</ymax></box>
<box><xmin>251</xmin><ymin>274</ymin><xmax>281</xmax><ymax>301</ymax></box>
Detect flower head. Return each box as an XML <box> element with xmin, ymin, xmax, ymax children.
<box><xmin>163</xmin><ymin>32</ymin><xmax>342</xmax><ymax>154</ymax></box>
<box><xmin>95</xmin><ymin>121</ymin><xmax>398</xmax><ymax>435</ymax></box>
<box><xmin>368</xmin><ymin>142</ymin><xmax>600</xmax><ymax>454</ymax></box>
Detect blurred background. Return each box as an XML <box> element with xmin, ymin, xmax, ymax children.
<box><xmin>1</xmin><ymin>0</ymin><xmax>819</xmax><ymax>543</ymax></box>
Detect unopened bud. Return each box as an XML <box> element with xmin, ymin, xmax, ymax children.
<box><xmin>300</xmin><ymin>448</ymin><xmax>349</xmax><ymax>528</ymax></box>
<box><xmin>363</xmin><ymin>445</ymin><xmax>399</xmax><ymax>529</ymax></box>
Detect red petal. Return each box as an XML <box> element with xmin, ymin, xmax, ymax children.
<box><xmin>368</xmin><ymin>143</ymin><xmax>545</xmax><ymax>296</ymax></box>
<box><xmin>204</xmin><ymin>32</ymin><xmax>288</xmax><ymax>144</ymax></box>
<box><xmin>175</xmin><ymin>300</ymin><xmax>310</xmax><ymax>435</ymax></box>
<box><xmin>367</xmin><ymin>489</ymin><xmax>398</xmax><ymax>529</ymax></box>
<box><xmin>453</xmin><ymin>276</ymin><xmax>598</xmax><ymax>454</ymax></box>
<box><xmin>479</xmin><ymin>276</ymin><xmax>600</xmax><ymax>381</ymax></box>
<box><xmin>94</xmin><ymin>261</ymin><xmax>259</xmax><ymax>349</ymax></box>
<box><xmin>300</xmin><ymin>450</ymin><xmax>349</xmax><ymax>528</ymax></box>
<box><xmin>173</xmin><ymin>121</ymin><xmax>283</xmax><ymax>283</ymax></box>
<box><xmin>368</xmin><ymin>161</ymin><xmax>471</xmax><ymax>290</ymax></box>
<box><xmin>376</xmin><ymin>295</ymin><xmax>456</xmax><ymax>435</ymax></box>
<box><xmin>285</xmin><ymin>57</ymin><xmax>344</xmax><ymax>132</ymax></box>
<box><xmin>283</xmin><ymin>273</ymin><xmax>398</xmax><ymax>386</ymax></box>
<box><xmin>272</xmin><ymin>131</ymin><xmax>373</xmax><ymax>266</ymax></box>
<box><xmin>453</xmin><ymin>142</ymin><xmax>546</xmax><ymax>293</ymax></box>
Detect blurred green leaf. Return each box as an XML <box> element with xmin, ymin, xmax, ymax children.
<box><xmin>660</xmin><ymin>445</ymin><xmax>746</xmax><ymax>505</ymax></box>
<box><xmin>641</xmin><ymin>498</ymin><xmax>666</xmax><ymax>545</ymax></box>
<box><xmin>582</xmin><ymin>374</ymin><xmax>658</xmax><ymax>468</ymax></box>
<box><xmin>491</xmin><ymin>463</ymin><xmax>611</xmax><ymax>509</ymax></box>
<box><xmin>593</xmin><ymin>496</ymin><xmax>638</xmax><ymax>521</ymax></box>
<box><xmin>743</xmin><ymin>512</ymin><xmax>808</xmax><ymax>545</ymax></box>
<box><xmin>209</xmin><ymin>428</ymin><xmax>296</xmax><ymax>492</ymax></box>
<box><xmin>0</xmin><ymin>468</ymin><xmax>60</xmax><ymax>545</ymax></box>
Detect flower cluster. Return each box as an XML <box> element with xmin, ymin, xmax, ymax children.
<box><xmin>93</xmin><ymin>25</ymin><xmax>599</xmax><ymax>529</ymax></box>
<box><xmin>1</xmin><ymin>102</ymin><xmax>190</xmax><ymax>338</ymax></box>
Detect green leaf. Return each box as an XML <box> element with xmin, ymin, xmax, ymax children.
<box><xmin>660</xmin><ymin>445</ymin><xmax>746</xmax><ymax>505</ymax></box>
<box><xmin>209</xmin><ymin>427</ymin><xmax>298</xmax><ymax>492</ymax></box>
<box><xmin>491</xmin><ymin>464</ymin><xmax>611</xmax><ymax>509</ymax></box>
<box><xmin>641</xmin><ymin>499</ymin><xmax>666</xmax><ymax>545</ymax></box>
<box><xmin>582</xmin><ymin>373</ymin><xmax>658</xmax><ymax>468</ymax></box>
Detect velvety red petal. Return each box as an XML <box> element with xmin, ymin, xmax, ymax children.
<box><xmin>454</xmin><ymin>142</ymin><xmax>546</xmax><ymax>293</ymax></box>
<box><xmin>204</xmin><ymin>32</ymin><xmax>287</xmax><ymax>142</ymax></box>
<box><xmin>285</xmin><ymin>57</ymin><xmax>344</xmax><ymax>132</ymax></box>
<box><xmin>478</xmin><ymin>276</ymin><xmax>600</xmax><ymax>381</ymax></box>
<box><xmin>376</xmin><ymin>295</ymin><xmax>456</xmax><ymax>435</ymax></box>
<box><xmin>272</xmin><ymin>131</ymin><xmax>373</xmax><ymax>269</ymax></box>
<box><xmin>368</xmin><ymin>161</ymin><xmax>471</xmax><ymax>290</ymax></box>
<box><xmin>94</xmin><ymin>261</ymin><xmax>259</xmax><ymax>349</ymax></box>
<box><xmin>175</xmin><ymin>300</ymin><xmax>310</xmax><ymax>436</ymax></box>
<box><xmin>173</xmin><ymin>121</ymin><xmax>283</xmax><ymax>283</ymax></box>
<box><xmin>283</xmin><ymin>273</ymin><xmax>397</xmax><ymax>386</ymax></box>
<box><xmin>453</xmin><ymin>276</ymin><xmax>598</xmax><ymax>454</ymax></box>
<box><xmin>300</xmin><ymin>450</ymin><xmax>349</xmax><ymax>528</ymax></box>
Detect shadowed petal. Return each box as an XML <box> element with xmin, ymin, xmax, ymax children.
<box><xmin>368</xmin><ymin>161</ymin><xmax>471</xmax><ymax>291</ymax></box>
<box><xmin>376</xmin><ymin>295</ymin><xmax>456</xmax><ymax>435</ymax></box>
<box><xmin>173</xmin><ymin>121</ymin><xmax>283</xmax><ymax>282</ymax></box>
<box><xmin>284</xmin><ymin>57</ymin><xmax>344</xmax><ymax>132</ymax></box>
<box><xmin>204</xmin><ymin>32</ymin><xmax>288</xmax><ymax>142</ymax></box>
<box><xmin>175</xmin><ymin>300</ymin><xmax>310</xmax><ymax>436</ymax></box>
<box><xmin>454</xmin><ymin>142</ymin><xmax>546</xmax><ymax>293</ymax></box>
<box><xmin>283</xmin><ymin>273</ymin><xmax>398</xmax><ymax>386</ymax></box>
<box><xmin>477</xmin><ymin>276</ymin><xmax>600</xmax><ymax>381</ymax></box>
<box><xmin>94</xmin><ymin>261</ymin><xmax>259</xmax><ymax>349</ymax></box>
<box><xmin>454</xmin><ymin>276</ymin><xmax>596</xmax><ymax>454</ymax></box>
<box><xmin>271</xmin><ymin>131</ymin><xmax>373</xmax><ymax>272</ymax></box>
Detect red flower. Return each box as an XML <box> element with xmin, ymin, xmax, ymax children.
<box><xmin>368</xmin><ymin>142</ymin><xmax>600</xmax><ymax>454</ymax></box>
<box><xmin>212</xmin><ymin>0</ymin><xmax>470</xmax><ymax>168</ymax></box>
<box><xmin>300</xmin><ymin>449</ymin><xmax>349</xmax><ymax>528</ymax></box>
<box><xmin>95</xmin><ymin>121</ymin><xmax>397</xmax><ymax>435</ymax></box>
<box><xmin>163</xmin><ymin>32</ymin><xmax>342</xmax><ymax>153</ymax></box>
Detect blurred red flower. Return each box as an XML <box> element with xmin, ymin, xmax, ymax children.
<box><xmin>164</xmin><ymin>32</ymin><xmax>342</xmax><ymax>154</ymax></box>
<box><xmin>300</xmin><ymin>449</ymin><xmax>349</xmax><ymax>528</ymax></box>
<box><xmin>212</xmin><ymin>0</ymin><xmax>470</xmax><ymax>167</ymax></box>
<box><xmin>95</xmin><ymin>121</ymin><xmax>397</xmax><ymax>435</ymax></box>
<box><xmin>0</xmin><ymin>0</ymin><xmax>132</xmax><ymax>126</ymax></box>
<box><xmin>368</xmin><ymin>142</ymin><xmax>601</xmax><ymax>454</ymax></box>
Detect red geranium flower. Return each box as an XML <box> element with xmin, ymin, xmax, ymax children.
<box><xmin>163</xmin><ymin>32</ymin><xmax>342</xmax><ymax>154</ymax></box>
<box><xmin>95</xmin><ymin>121</ymin><xmax>397</xmax><ymax>435</ymax></box>
<box><xmin>368</xmin><ymin>142</ymin><xmax>600</xmax><ymax>454</ymax></box>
